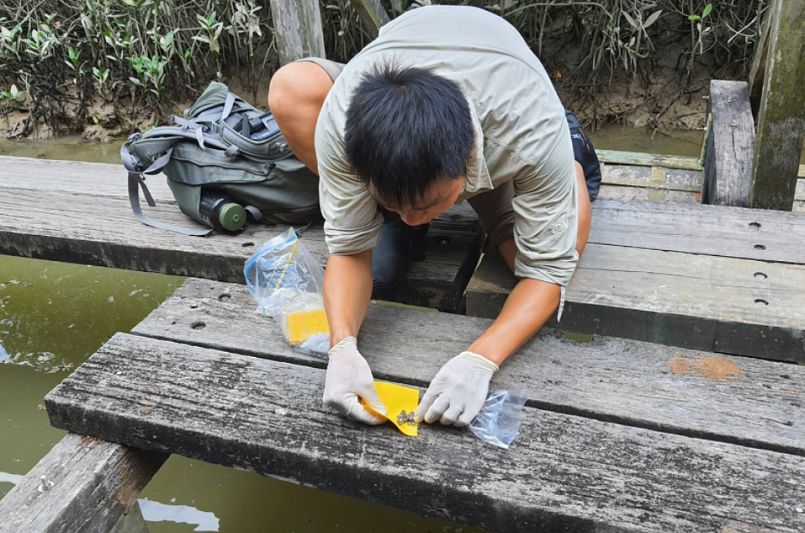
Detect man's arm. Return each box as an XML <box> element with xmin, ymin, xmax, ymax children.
<box><xmin>323</xmin><ymin>250</ymin><xmax>373</xmax><ymax>347</ymax></box>
<box><xmin>469</xmin><ymin>162</ymin><xmax>591</xmax><ymax>366</ymax></box>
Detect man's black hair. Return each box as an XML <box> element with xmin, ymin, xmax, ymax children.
<box><xmin>344</xmin><ymin>62</ymin><xmax>474</xmax><ymax>210</ymax></box>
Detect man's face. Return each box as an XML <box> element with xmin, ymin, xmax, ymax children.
<box><xmin>372</xmin><ymin>176</ymin><xmax>465</xmax><ymax>227</ymax></box>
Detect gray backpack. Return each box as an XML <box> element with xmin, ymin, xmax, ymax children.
<box><xmin>121</xmin><ymin>81</ymin><xmax>321</xmax><ymax>236</ymax></box>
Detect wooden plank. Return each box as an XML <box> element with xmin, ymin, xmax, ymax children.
<box><xmin>349</xmin><ymin>0</ymin><xmax>390</xmax><ymax>38</ymax></box>
<box><xmin>0</xmin><ymin>434</ymin><xmax>166</xmax><ymax>533</ymax></box>
<box><xmin>45</xmin><ymin>333</ymin><xmax>805</xmax><ymax>533</ymax></box>
<box><xmin>0</xmin><ymin>156</ymin><xmax>175</xmax><ymax>200</ymax></box>
<box><xmin>0</xmin><ymin>186</ymin><xmax>481</xmax><ymax>312</ymax></box>
<box><xmin>268</xmin><ymin>0</ymin><xmax>325</xmax><ymax>65</ymax></box>
<box><xmin>702</xmin><ymin>80</ymin><xmax>756</xmax><ymax>207</ymax></box>
<box><xmin>133</xmin><ymin>277</ymin><xmax>805</xmax><ymax>456</ymax></box>
<box><xmin>595</xmin><ymin>149</ymin><xmax>703</xmax><ymax>170</ymax></box>
<box><xmin>588</xmin><ymin>198</ymin><xmax>805</xmax><ymax>264</ymax></box>
<box><xmin>600</xmin><ymin>163</ymin><xmax>702</xmax><ymax>193</ymax></box>
<box><xmin>750</xmin><ymin>0</ymin><xmax>805</xmax><ymax>210</ymax></box>
<box><xmin>465</xmin><ymin>244</ymin><xmax>805</xmax><ymax>362</ymax></box>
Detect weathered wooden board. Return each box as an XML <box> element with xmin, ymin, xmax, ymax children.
<box><xmin>268</xmin><ymin>0</ymin><xmax>325</xmax><ymax>65</ymax></box>
<box><xmin>466</xmin><ymin>245</ymin><xmax>805</xmax><ymax>362</ymax></box>
<box><xmin>590</xmin><ymin>198</ymin><xmax>805</xmax><ymax>264</ymax></box>
<box><xmin>0</xmin><ymin>186</ymin><xmax>481</xmax><ymax>312</ymax></box>
<box><xmin>750</xmin><ymin>0</ymin><xmax>805</xmax><ymax>210</ymax></box>
<box><xmin>133</xmin><ymin>277</ymin><xmax>805</xmax><ymax>456</ymax></box>
<box><xmin>0</xmin><ymin>433</ymin><xmax>166</xmax><ymax>533</ymax></box>
<box><xmin>596</xmin><ymin>149</ymin><xmax>703</xmax><ymax>170</ymax></box>
<box><xmin>702</xmin><ymin>80</ymin><xmax>755</xmax><ymax>207</ymax></box>
<box><xmin>45</xmin><ymin>333</ymin><xmax>805</xmax><ymax>533</ymax></box>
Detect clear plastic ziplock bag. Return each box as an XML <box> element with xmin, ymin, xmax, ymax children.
<box><xmin>469</xmin><ymin>389</ymin><xmax>532</xmax><ymax>449</ymax></box>
<box><xmin>244</xmin><ymin>228</ymin><xmax>330</xmax><ymax>358</ymax></box>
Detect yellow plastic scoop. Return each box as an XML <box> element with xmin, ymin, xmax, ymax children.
<box><xmin>361</xmin><ymin>381</ymin><xmax>420</xmax><ymax>437</ymax></box>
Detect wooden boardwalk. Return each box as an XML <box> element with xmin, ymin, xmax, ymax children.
<box><xmin>2</xmin><ymin>277</ymin><xmax>800</xmax><ymax>532</ymax></box>
<box><xmin>1</xmin><ymin>151</ymin><xmax>805</xmax><ymax>531</ymax></box>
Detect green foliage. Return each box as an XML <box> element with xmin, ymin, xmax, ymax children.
<box><xmin>0</xmin><ymin>0</ymin><xmax>770</xmax><ymax>130</ymax></box>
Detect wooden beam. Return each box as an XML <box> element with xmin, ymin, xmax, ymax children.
<box><xmin>0</xmin><ymin>160</ymin><xmax>483</xmax><ymax>313</ymax></box>
<box><xmin>750</xmin><ymin>0</ymin><xmax>805</xmax><ymax>210</ymax></box>
<box><xmin>701</xmin><ymin>80</ymin><xmax>756</xmax><ymax>207</ymax></box>
<box><xmin>44</xmin><ymin>333</ymin><xmax>805</xmax><ymax>532</ymax></box>
<box><xmin>0</xmin><ymin>434</ymin><xmax>166</xmax><ymax>533</ymax></box>
<box><xmin>595</xmin><ymin>149</ymin><xmax>703</xmax><ymax>170</ymax></box>
<box><xmin>349</xmin><ymin>0</ymin><xmax>390</xmax><ymax>38</ymax></box>
<box><xmin>268</xmin><ymin>0</ymin><xmax>325</xmax><ymax>65</ymax></box>
<box><xmin>466</xmin><ymin>244</ymin><xmax>805</xmax><ymax>363</ymax></box>
<box><xmin>133</xmin><ymin>277</ymin><xmax>805</xmax><ymax>456</ymax></box>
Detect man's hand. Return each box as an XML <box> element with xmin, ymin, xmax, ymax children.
<box><xmin>415</xmin><ymin>352</ymin><xmax>499</xmax><ymax>427</ymax></box>
<box><xmin>323</xmin><ymin>337</ymin><xmax>387</xmax><ymax>425</ymax></box>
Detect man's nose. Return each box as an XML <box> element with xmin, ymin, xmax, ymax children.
<box><xmin>401</xmin><ymin>212</ymin><xmax>431</xmax><ymax>226</ymax></box>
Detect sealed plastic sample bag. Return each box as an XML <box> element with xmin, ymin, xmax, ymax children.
<box><xmin>244</xmin><ymin>228</ymin><xmax>330</xmax><ymax>357</ymax></box>
<box><xmin>469</xmin><ymin>389</ymin><xmax>531</xmax><ymax>449</ymax></box>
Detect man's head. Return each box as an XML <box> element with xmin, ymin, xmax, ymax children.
<box><xmin>344</xmin><ymin>62</ymin><xmax>474</xmax><ymax>226</ymax></box>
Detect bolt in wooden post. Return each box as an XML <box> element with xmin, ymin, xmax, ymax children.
<box><xmin>749</xmin><ymin>0</ymin><xmax>805</xmax><ymax>211</ymax></box>
<box><xmin>269</xmin><ymin>0</ymin><xmax>326</xmax><ymax>66</ymax></box>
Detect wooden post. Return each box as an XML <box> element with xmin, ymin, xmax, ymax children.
<box><xmin>701</xmin><ymin>80</ymin><xmax>756</xmax><ymax>207</ymax></box>
<box><xmin>0</xmin><ymin>434</ymin><xmax>167</xmax><ymax>533</ymax></box>
<box><xmin>350</xmin><ymin>0</ymin><xmax>390</xmax><ymax>38</ymax></box>
<box><xmin>748</xmin><ymin>5</ymin><xmax>774</xmax><ymax>116</ymax></box>
<box><xmin>269</xmin><ymin>0</ymin><xmax>326</xmax><ymax>65</ymax></box>
<box><xmin>749</xmin><ymin>0</ymin><xmax>805</xmax><ymax>211</ymax></box>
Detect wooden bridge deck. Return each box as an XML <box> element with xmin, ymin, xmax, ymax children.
<box><xmin>2</xmin><ymin>155</ymin><xmax>804</xmax><ymax>361</ymax></box>
<box><xmin>1</xmin><ymin>277</ymin><xmax>800</xmax><ymax>532</ymax></box>
<box><xmin>1</xmin><ymin>152</ymin><xmax>805</xmax><ymax>531</ymax></box>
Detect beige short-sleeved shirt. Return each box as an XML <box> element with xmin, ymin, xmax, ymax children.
<box><xmin>315</xmin><ymin>5</ymin><xmax>579</xmax><ymax>287</ymax></box>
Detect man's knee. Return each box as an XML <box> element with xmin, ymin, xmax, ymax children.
<box><xmin>267</xmin><ymin>62</ymin><xmax>333</xmax><ymax>120</ymax></box>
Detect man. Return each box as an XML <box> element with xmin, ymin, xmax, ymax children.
<box><xmin>268</xmin><ymin>5</ymin><xmax>601</xmax><ymax>427</ymax></box>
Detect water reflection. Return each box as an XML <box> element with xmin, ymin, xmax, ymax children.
<box><xmin>0</xmin><ymin>471</ymin><xmax>24</xmax><ymax>486</ymax></box>
<box><xmin>140</xmin><ymin>498</ymin><xmax>220</xmax><ymax>532</ymax></box>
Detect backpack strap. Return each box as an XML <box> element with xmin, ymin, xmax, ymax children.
<box><xmin>121</xmin><ymin>135</ymin><xmax>213</xmax><ymax>237</ymax></box>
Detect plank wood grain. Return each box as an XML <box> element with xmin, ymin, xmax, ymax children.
<box><xmin>702</xmin><ymin>80</ymin><xmax>755</xmax><ymax>207</ymax></box>
<box><xmin>0</xmin><ymin>434</ymin><xmax>166</xmax><ymax>533</ymax></box>
<box><xmin>466</xmin><ymin>245</ymin><xmax>805</xmax><ymax>362</ymax></box>
<box><xmin>132</xmin><ymin>277</ymin><xmax>805</xmax><ymax>456</ymax></box>
<box><xmin>0</xmin><ymin>187</ymin><xmax>481</xmax><ymax>311</ymax></box>
<box><xmin>44</xmin><ymin>333</ymin><xmax>805</xmax><ymax>533</ymax></box>
<box><xmin>590</xmin><ymin>198</ymin><xmax>805</xmax><ymax>264</ymax></box>
<box><xmin>268</xmin><ymin>0</ymin><xmax>325</xmax><ymax>65</ymax></box>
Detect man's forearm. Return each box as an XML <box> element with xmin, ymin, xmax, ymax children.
<box><xmin>323</xmin><ymin>250</ymin><xmax>374</xmax><ymax>348</ymax></box>
<box><xmin>467</xmin><ymin>278</ymin><xmax>560</xmax><ymax>366</ymax></box>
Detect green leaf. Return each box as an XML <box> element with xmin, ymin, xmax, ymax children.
<box><xmin>688</xmin><ymin>14</ymin><xmax>701</xmax><ymax>21</ymax></box>
<box><xmin>643</xmin><ymin>10</ymin><xmax>662</xmax><ymax>29</ymax></box>
<box><xmin>160</xmin><ymin>30</ymin><xmax>174</xmax><ymax>48</ymax></box>
<box><xmin>702</xmin><ymin>4</ymin><xmax>712</xmax><ymax>18</ymax></box>
<box><xmin>92</xmin><ymin>116</ymin><xmax>99</xmax><ymax>124</ymax></box>
<box><xmin>622</xmin><ymin>11</ymin><xmax>638</xmax><ymax>29</ymax></box>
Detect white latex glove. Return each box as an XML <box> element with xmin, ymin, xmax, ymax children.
<box><xmin>322</xmin><ymin>337</ymin><xmax>387</xmax><ymax>425</ymax></box>
<box><xmin>415</xmin><ymin>351</ymin><xmax>499</xmax><ymax>427</ymax></box>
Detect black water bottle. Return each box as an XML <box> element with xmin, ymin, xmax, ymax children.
<box><xmin>199</xmin><ymin>192</ymin><xmax>247</xmax><ymax>233</ymax></box>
